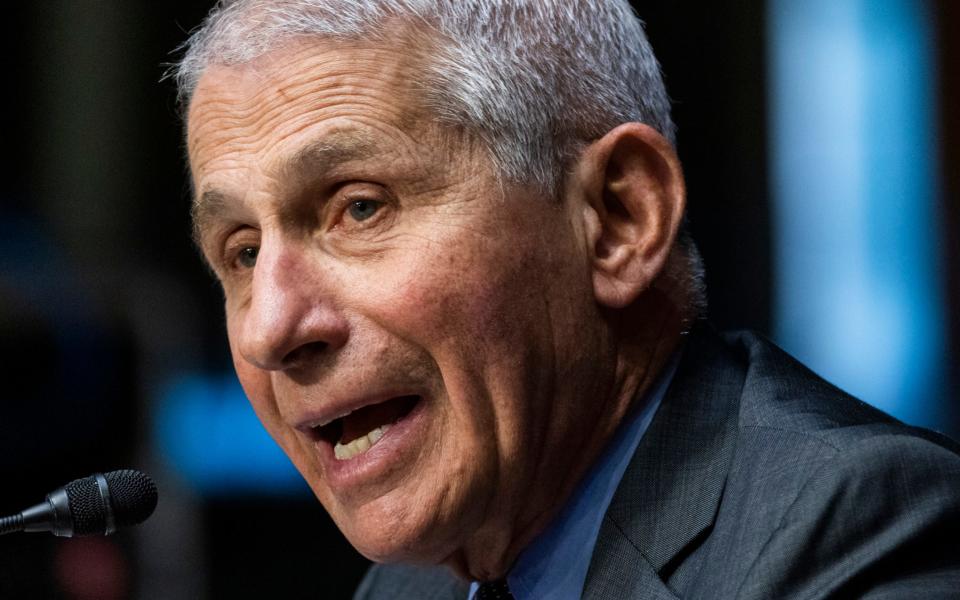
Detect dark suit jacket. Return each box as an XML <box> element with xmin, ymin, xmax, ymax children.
<box><xmin>355</xmin><ymin>327</ymin><xmax>960</xmax><ymax>599</ymax></box>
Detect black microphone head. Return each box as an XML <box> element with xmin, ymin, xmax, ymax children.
<box><xmin>64</xmin><ymin>475</ymin><xmax>107</xmax><ymax>536</ymax></box>
<box><xmin>64</xmin><ymin>470</ymin><xmax>158</xmax><ymax>535</ymax></box>
<box><xmin>104</xmin><ymin>469</ymin><xmax>158</xmax><ymax>527</ymax></box>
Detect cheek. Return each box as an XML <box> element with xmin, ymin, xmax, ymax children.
<box><xmin>379</xmin><ymin>237</ymin><xmax>546</xmax><ymax>347</ymax></box>
<box><xmin>370</xmin><ymin>237</ymin><xmax>557</xmax><ymax>453</ymax></box>
<box><xmin>232</xmin><ymin>357</ymin><xmax>279</xmax><ymax>426</ymax></box>
<box><xmin>231</xmin><ymin>353</ymin><xmax>325</xmax><ymax>493</ymax></box>
<box><xmin>226</xmin><ymin>319</ymin><xmax>284</xmax><ymax>434</ymax></box>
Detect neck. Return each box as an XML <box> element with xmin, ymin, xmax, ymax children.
<box><xmin>447</xmin><ymin>291</ymin><xmax>685</xmax><ymax>582</ymax></box>
<box><xmin>610</xmin><ymin>289</ymin><xmax>686</xmax><ymax>420</ymax></box>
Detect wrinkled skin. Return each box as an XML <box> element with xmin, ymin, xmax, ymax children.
<box><xmin>187</xmin><ymin>39</ymin><xmax>679</xmax><ymax>579</ymax></box>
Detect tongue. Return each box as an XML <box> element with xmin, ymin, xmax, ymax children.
<box><xmin>340</xmin><ymin>396</ymin><xmax>417</xmax><ymax>444</ymax></box>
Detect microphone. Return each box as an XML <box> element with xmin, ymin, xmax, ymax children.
<box><xmin>0</xmin><ymin>469</ymin><xmax>157</xmax><ymax>537</ymax></box>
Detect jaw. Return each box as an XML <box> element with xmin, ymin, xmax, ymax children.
<box><xmin>319</xmin><ymin>436</ymin><xmax>501</xmax><ymax>566</ymax></box>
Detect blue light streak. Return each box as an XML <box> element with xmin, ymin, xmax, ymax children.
<box><xmin>768</xmin><ymin>0</ymin><xmax>948</xmax><ymax>428</ymax></box>
<box><xmin>154</xmin><ymin>374</ymin><xmax>309</xmax><ymax>496</ymax></box>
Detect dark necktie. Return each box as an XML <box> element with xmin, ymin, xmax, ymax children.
<box><xmin>475</xmin><ymin>579</ymin><xmax>515</xmax><ymax>600</ymax></box>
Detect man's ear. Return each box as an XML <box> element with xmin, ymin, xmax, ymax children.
<box><xmin>574</xmin><ymin>123</ymin><xmax>686</xmax><ymax>309</ymax></box>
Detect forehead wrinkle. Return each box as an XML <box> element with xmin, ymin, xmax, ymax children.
<box><xmin>188</xmin><ymin>41</ymin><xmax>428</xmax><ymax>161</ymax></box>
<box><xmin>187</xmin><ymin>39</ymin><xmax>462</xmax><ymax>249</ymax></box>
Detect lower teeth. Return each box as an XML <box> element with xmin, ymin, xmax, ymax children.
<box><xmin>333</xmin><ymin>424</ymin><xmax>391</xmax><ymax>460</ymax></box>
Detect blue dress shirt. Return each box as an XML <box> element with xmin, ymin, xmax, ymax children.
<box><xmin>469</xmin><ymin>354</ymin><xmax>680</xmax><ymax>599</ymax></box>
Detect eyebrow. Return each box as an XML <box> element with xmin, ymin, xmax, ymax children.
<box><xmin>191</xmin><ymin>188</ymin><xmax>230</xmax><ymax>247</ymax></box>
<box><xmin>286</xmin><ymin>131</ymin><xmax>375</xmax><ymax>180</ymax></box>
<box><xmin>191</xmin><ymin>131</ymin><xmax>377</xmax><ymax>245</ymax></box>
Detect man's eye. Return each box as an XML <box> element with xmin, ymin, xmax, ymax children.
<box><xmin>346</xmin><ymin>199</ymin><xmax>382</xmax><ymax>222</ymax></box>
<box><xmin>236</xmin><ymin>246</ymin><xmax>259</xmax><ymax>268</ymax></box>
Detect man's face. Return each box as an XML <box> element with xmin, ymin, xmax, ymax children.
<box><xmin>187</xmin><ymin>40</ymin><xmax>611</xmax><ymax>566</ymax></box>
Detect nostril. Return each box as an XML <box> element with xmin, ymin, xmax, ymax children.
<box><xmin>282</xmin><ymin>341</ymin><xmax>328</xmax><ymax>367</ymax></box>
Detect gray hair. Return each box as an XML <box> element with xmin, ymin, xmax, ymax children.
<box><xmin>174</xmin><ymin>0</ymin><xmax>706</xmax><ymax>321</ymax></box>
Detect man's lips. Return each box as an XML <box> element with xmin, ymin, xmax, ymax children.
<box><xmin>290</xmin><ymin>394</ymin><xmax>435</xmax><ymax>494</ymax></box>
<box><xmin>296</xmin><ymin>394</ymin><xmax>423</xmax><ymax>461</ymax></box>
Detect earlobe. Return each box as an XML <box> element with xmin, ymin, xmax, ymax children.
<box><xmin>577</xmin><ymin>123</ymin><xmax>686</xmax><ymax>309</ymax></box>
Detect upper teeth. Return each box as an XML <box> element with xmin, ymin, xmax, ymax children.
<box><xmin>333</xmin><ymin>424</ymin><xmax>391</xmax><ymax>461</ymax></box>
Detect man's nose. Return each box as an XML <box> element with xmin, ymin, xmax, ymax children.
<box><xmin>235</xmin><ymin>242</ymin><xmax>349</xmax><ymax>371</ymax></box>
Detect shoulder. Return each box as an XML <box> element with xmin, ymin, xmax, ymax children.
<box><xmin>353</xmin><ymin>562</ymin><xmax>468</xmax><ymax>600</ymax></box>
<box><xmin>723</xmin><ymin>330</ymin><xmax>908</xmax><ymax>432</ymax></box>
<box><xmin>700</xmin><ymin>330</ymin><xmax>960</xmax><ymax>598</ymax></box>
<box><xmin>717</xmin><ymin>329</ymin><xmax>958</xmax><ymax>454</ymax></box>
<box><xmin>729</xmin><ymin>430</ymin><xmax>960</xmax><ymax>598</ymax></box>
<box><xmin>720</xmin><ymin>329</ymin><xmax>960</xmax><ymax>493</ymax></box>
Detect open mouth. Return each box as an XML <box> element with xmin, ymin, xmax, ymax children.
<box><xmin>314</xmin><ymin>395</ymin><xmax>421</xmax><ymax>461</ymax></box>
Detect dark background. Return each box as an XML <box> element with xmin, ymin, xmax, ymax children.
<box><xmin>0</xmin><ymin>1</ymin><xmax>956</xmax><ymax>598</ymax></box>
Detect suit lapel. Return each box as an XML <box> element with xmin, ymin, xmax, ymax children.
<box><xmin>584</xmin><ymin>325</ymin><xmax>745</xmax><ymax>597</ymax></box>
<box><xmin>582</xmin><ymin>517</ymin><xmax>681</xmax><ymax>600</ymax></box>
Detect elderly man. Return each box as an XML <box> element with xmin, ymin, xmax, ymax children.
<box><xmin>177</xmin><ymin>1</ymin><xmax>960</xmax><ymax>598</ymax></box>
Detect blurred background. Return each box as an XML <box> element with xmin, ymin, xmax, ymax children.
<box><xmin>0</xmin><ymin>1</ymin><xmax>956</xmax><ymax>598</ymax></box>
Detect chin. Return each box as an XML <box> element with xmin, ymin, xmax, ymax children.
<box><xmin>329</xmin><ymin>489</ymin><xmax>470</xmax><ymax>566</ymax></box>
<box><xmin>340</xmin><ymin>518</ymin><xmax>451</xmax><ymax>565</ymax></box>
